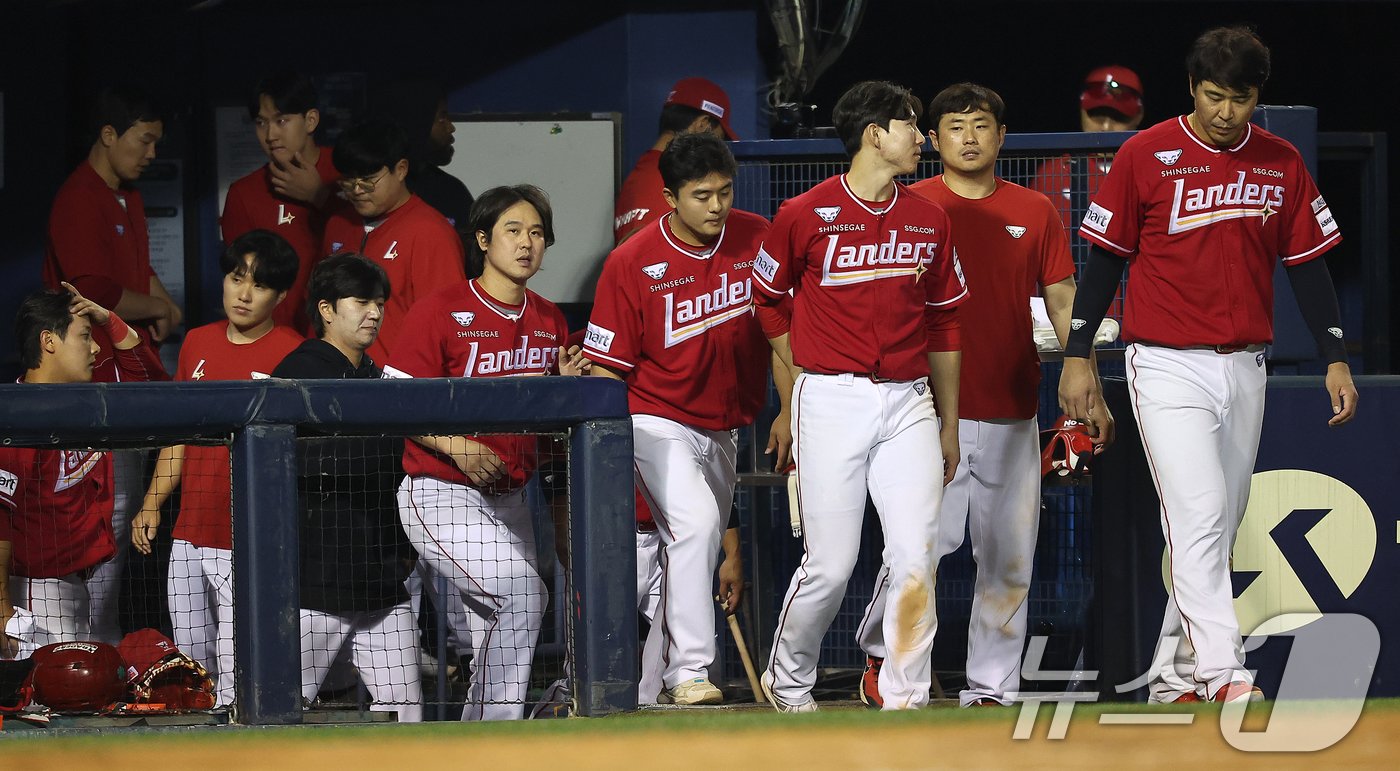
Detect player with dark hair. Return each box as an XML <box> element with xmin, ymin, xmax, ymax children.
<box><xmin>385</xmin><ymin>185</ymin><xmax>588</xmax><ymax>720</ymax></box>
<box><xmin>131</xmin><ymin>229</ymin><xmax>303</xmax><ymax>707</ymax></box>
<box><xmin>366</xmin><ymin>78</ymin><xmax>475</xmax><ymax>239</ymax></box>
<box><xmin>2</xmin><ymin>285</ymin><xmax>164</xmax><ymax>657</ymax></box>
<box><xmin>271</xmin><ymin>253</ymin><xmax>422</xmax><ymax>722</ymax></box>
<box><xmin>1059</xmin><ymin>26</ymin><xmax>1357</xmax><ymax>704</ymax></box>
<box><xmin>583</xmin><ymin>132</ymin><xmax>785</xmax><ymax>705</ymax></box>
<box><xmin>222</xmin><ymin>71</ymin><xmax>340</xmax><ymax>333</ymax></box>
<box><xmin>614</xmin><ymin>77</ymin><xmax>738</xmax><ymax>244</ymax></box>
<box><xmin>854</xmin><ymin>83</ymin><xmax>1108</xmax><ymax>708</ymax></box>
<box><xmin>42</xmin><ymin>84</ymin><xmax>177</xmax><ymax>645</ymax></box>
<box><xmin>323</xmin><ymin>119</ymin><xmax>465</xmax><ymax>364</ymax></box>
<box><xmin>751</xmin><ymin>80</ymin><xmax>967</xmax><ymax>712</ymax></box>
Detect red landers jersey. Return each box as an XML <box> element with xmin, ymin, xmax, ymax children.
<box><xmin>751</xmin><ymin>175</ymin><xmax>968</xmax><ymax>381</ymax></box>
<box><xmin>0</xmin><ymin>448</ymin><xmax>113</xmax><ymax>579</ymax></box>
<box><xmin>44</xmin><ymin>162</ymin><xmax>164</xmax><ymax>382</ymax></box>
<box><xmin>909</xmin><ymin>177</ymin><xmax>1074</xmax><ymax>420</ymax></box>
<box><xmin>1080</xmin><ymin>117</ymin><xmax>1341</xmax><ymax>348</ymax></box>
<box><xmin>385</xmin><ymin>280</ymin><xmax>569</xmax><ymax>493</ymax></box>
<box><xmin>614</xmin><ymin>150</ymin><xmax>666</xmax><ymax>244</ymax></box>
<box><xmin>170</xmin><ymin>322</ymin><xmax>304</xmax><ymax>550</ymax></box>
<box><xmin>585</xmin><ymin>210</ymin><xmax>777</xmax><ymax>431</ymax></box>
<box><xmin>323</xmin><ymin>195</ymin><xmax>466</xmax><ymax>364</ymax></box>
<box><xmin>221</xmin><ymin>148</ymin><xmax>339</xmax><ymax>333</ymax></box>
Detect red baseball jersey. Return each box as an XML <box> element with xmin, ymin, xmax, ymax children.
<box><xmin>170</xmin><ymin>322</ymin><xmax>304</xmax><ymax>549</ymax></box>
<box><xmin>221</xmin><ymin>147</ymin><xmax>339</xmax><ymax>333</ymax></box>
<box><xmin>44</xmin><ymin>161</ymin><xmax>164</xmax><ymax>382</ymax></box>
<box><xmin>1080</xmin><ymin>117</ymin><xmax>1342</xmax><ymax>348</ymax></box>
<box><xmin>910</xmin><ymin>177</ymin><xmax>1074</xmax><ymax>420</ymax></box>
<box><xmin>0</xmin><ymin>447</ymin><xmax>114</xmax><ymax>579</ymax></box>
<box><xmin>384</xmin><ymin>280</ymin><xmax>569</xmax><ymax>493</ymax></box>
<box><xmin>1030</xmin><ymin>154</ymin><xmax>1115</xmax><ymax>231</ymax></box>
<box><xmin>751</xmin><ymin>174</ymin><xmax>968</xmax><ymax>381</ymax></box>
<box><xmin>614</xmin><ymin>150</ymin><xmax>667</xmax><ymax>244</ymax></box>
<box><xmin>585</xmin><ymin>210</ymin><xmax>776</xmax><ymax>431</ymax></box>
<box><xmin>323</xmin><ymin>194</ymin><xmax>467</xmax><ymax>364</ymax></box>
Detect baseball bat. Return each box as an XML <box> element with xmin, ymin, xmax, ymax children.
<box><xmin>726</xmin><ymin>610</ymin><xmax>765</xmax><ymax>704</ymax></box>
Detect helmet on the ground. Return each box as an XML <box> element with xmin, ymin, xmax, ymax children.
<box><xmin>30</xmin><ymin>641</ymin><xmax>126</xmax><ymax>712</ymax></box>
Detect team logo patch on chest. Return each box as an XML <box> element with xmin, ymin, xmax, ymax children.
<box><xmin>1154</xmin><ymin>149</ymin><xmax>1184</xmax><ymax>166</ymax></box>
<box><xmin>452</xmin><ymin>312</ymin><xmax>476</xmax><ymax>327</ymax></box>
<box><xmin>814</xmin><ymin>206</ymin><xmax>842</xmax><ymax>223</ymax></box>
<box><xmin>661</xmin><ymin>273</ymin><xmax>753</xmax><ymax>348</ymax></box>
<box><xmin>1005</xmin><ymin>225</ymin><xmax>1027</xmax><ymax>239</ymax></box>
<box><xmin>55</xmin><ymin>450</ymin><xmax>103</xmax><ymax>493</ymax></box>
<box><xmin>642</xmin><ymin>262</ymin><xmax>669</xmax><ymax>280</ymax></box>
<box><xmin>819</xmin><ymin>229</ymin><xmax>938</xmax><ymax>286</ymax></box>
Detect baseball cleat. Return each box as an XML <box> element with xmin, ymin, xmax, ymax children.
<box><xmin>1160</xmin><ymin>691</ymin><xmax>1203</xmax><ymax>703</ymax></box>
<box><xmin>760</xmin><ymin>670</ymin><xmax>819</xmax><ymax>713</ymax></box>
<box><xmin>858</xmin><ymin>655</ymin><xmax>883</xmax><ymax>709</ymax></box>
<box><xmin>528</xmin><ymin>677</ymin><xmax>572</xmax><ymax>719</ymax></box>
<box><xmin>660</xmin><ymin>677</ymin><xmax>723</xmax><ymax>706</ymax></box>
<box><xmin>968</xmin><ymin>697</ymin><xmax>1004</xmax><ymax>707</ymax></box>
<box><xmin>1212</xmin><ymin>681</ymin><xmax>1264</xmax><ymax>703</ymax></box>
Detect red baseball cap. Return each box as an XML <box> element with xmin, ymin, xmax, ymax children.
<box><xmin>1080</xmin><ymin>66</ymin><xmax>1144</xmax><ymax>119</ymax></box>
<box><xmin>665</xmin><ymin>77</ymin><xmax>738</xmax><ymax>140</ymax></box>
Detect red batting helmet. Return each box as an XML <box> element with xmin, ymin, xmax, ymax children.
<box><xmin>30</xmin><ymin>641</ymin><xmax>127</xmax><ymax>712</ymax></box>
<box><xmin>1041</xmin><ymin>415</ymin><xmax>1096</xmax><ymax>484</ymax></box>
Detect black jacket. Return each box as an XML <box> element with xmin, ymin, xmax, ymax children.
<box><xmin>272</xmin><ymin>339</ymin><xmax>413</xmax><ymax>614</ymax></box>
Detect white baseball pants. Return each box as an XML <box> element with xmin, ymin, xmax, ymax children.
<box><xmin>856</xmin><ymin>418</ymin><xmax>1041</xmax><ymax>705</ymax></box>
<box><xmin>1127</xmin><ymin>344</ymin><xmax>1265</xmax><ymax>700</ymax></box>
<box><xmin>87</xmin><ymin>448</ymin><xmax>144</xmax><ymax>644</ymax></box>
<box><xmin>769</xmin><ymin>373</ymin><xmax>944</xmax><ymax>709</ymax></box>
<box><xmin>300</xmin><ymin>602</ymin><xmax>424</xmax><ymax>722</ymax></box>
<box><xmin>632</xmin><ymin>414</ymin><xmax>738</xmax><ymax>690</ymax></box>
<box><xmin>11</xmin><ymin>570</ymin><xmax>96</xmax><ymax>645</ymax></box>
<box><xmin>168</xmin><ymin>539</ymin><xmax>236</xmax><ymax>707</ymax></box>
<box><xmin>398</xmin><ymin>476</ymin><xmax>545</xmax><ymax>721</ymax></box>
<box><xmin>636</xmin><ymin>529</ymin><xmax>665</xmax><ymax>704</ymax></box>
<box><xmin>405</xmin><ymin>559</ymin><xmax>474</xmax><ymax>660</ymax></box>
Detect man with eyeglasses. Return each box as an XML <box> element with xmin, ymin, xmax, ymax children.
<box><xmin>323</xmin><ymin>120</ymin><xmax>466</xmax><ymax>364</ymax></box>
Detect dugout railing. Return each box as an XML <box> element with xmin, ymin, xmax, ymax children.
<box><xmin>0</xmin><ymin>376</ymin><xmax>635</xmax><ymax>723</ymax></box>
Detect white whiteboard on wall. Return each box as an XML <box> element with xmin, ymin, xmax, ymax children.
<box><xmin>442</xmin><ymin>114</ymin><xmax>619</xmax><ymax>303</ymax></box>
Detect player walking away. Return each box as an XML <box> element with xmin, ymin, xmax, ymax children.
<box><xmin>583</xmin><ymin>132</ymin><xmax>784</xmax><ymax>705</ymax></box>
<box><xmin>322</xmin><ymin>119</ymin><xmax>466</xmax><ymax>365</ymax></box>
<box><xmin>1</xmin><ymin>285</ymin><xmax>165</xmax><ymax>657</ymax></box>
<box><xmin>131</xmin><ymin>230</ymin><xmax>303</xmax><ymax>707</ymax></box>
<box><xmin>751</xmin><ymin>80</ymin><xmax>968</xmax><ymax>712</ymax></box>
<box><xmin>1059</xmin><ymin>26</ymin><xmax>1358</xmax><ymax>704</ymax></box>
<box><xmin>271</xmin><ymin>253</ymin><xmax>423</xmax><ymax>722</ymax></box>
<box><xmin>854</xmin><ymin>83</ymin><xmax>1113</xmax><ymax>709</ymax></box>
<box><xmin>43</xmin><ymin>85</ymin><xmax>179</xmax><ymax>644</ymax></box>
<box><xmin>614</xmin><ymin>77</ymin><xmax>738</xmax><ymax>245</ymax></box>
<box><xmin>222</xmin><ymin>71</ymin><xmax>339</xmax><ymax>334</ymax></box>
<box><xmin>386</xmin><ymin>185</ymin><xmax>588</xmax><ymax>721</ymax></box>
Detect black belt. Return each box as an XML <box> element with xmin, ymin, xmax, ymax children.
<box><xmin>809</xmin><ymin>371</ymin><xmax>897</xmax><ymax>383</ymax></box>
<box><xmin>1184</xmin><ymin>344</ymin><xmax>1266</xmax><ymax>354</ymax></box>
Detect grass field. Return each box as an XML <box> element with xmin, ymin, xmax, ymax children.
<box><xmin>5</xmin><ymin>699</ymin><xmax>1398</xmax><ymax>770</ymax></box>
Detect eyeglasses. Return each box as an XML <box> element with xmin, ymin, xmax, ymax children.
<box><xmin>337</xmin><ymin>169</ymin><xmax>390</xmax><ymax>195</ymax></box>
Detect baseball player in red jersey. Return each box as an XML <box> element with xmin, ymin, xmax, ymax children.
<box><xmin>131</xmin><ymin>231</ymin><xmax>303</xmax><ymax>707</ymax></box>
<box><xmin>1059</xmin><ymin>27</ymin><xmax>1358</xmax><ymax>704</ymax></box>
<box><xmin>323</xmin><ymin>120</ymin><xmax>467</xmax><ymax>365</ymax></box>
<box><xmin>855</xmin><ymin>83</ymin><xmax>1111</xmax><ymax>708</ymax></box>
<box><xmin>751</xmin><ymin>81</ymin><xmax>967</xmax><ymax>712</ymax></box>
<box><xmin>222</xmin><ymin>72</ymin><xmax>340</xmax><ymax>333</ymax></box>
<box><xmin>584</xmin><ymin>133</ymin><xmax>782</xmax><ymax>705</ymax></box>
<box><xmin>386</xmin><ymin>185</ymin><xmax>588</xmax><ymax>721</ymax></box>
<box><xmin>615</xmin><ymin>77</ymin><xmax>738</xmax><ymax>245</ymax></box>
<box><xmin>1</xmin><ymin>286</ymin><xmax>165</xmax><ymax>657</ymax></box>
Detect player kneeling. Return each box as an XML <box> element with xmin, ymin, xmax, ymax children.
<box><xmin>384</xmin><ymin>185</ymin><xmax>588</xmax><ymax>721</ymax></box>
<box><xmin>272</xmin><ymin>253</ymin><xmax>422</xmax><ymax>722</ymax></box>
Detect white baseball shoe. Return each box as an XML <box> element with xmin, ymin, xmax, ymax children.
<box><xmin>660</xmin><ymin>677</ymin><xmax>723</xmax><ymax>706</ymax></box>
<box><xmin>760</xmin><ymin>670</ymin><xmax>819</xmax><ymax>713</ymax></box>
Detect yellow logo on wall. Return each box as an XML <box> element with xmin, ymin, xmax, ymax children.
<box><xmin>1161</xmin><ymin>470</ymin><xmax>1376</xmax><ymax>635</ymax></box>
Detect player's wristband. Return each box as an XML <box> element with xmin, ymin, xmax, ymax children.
<box><xmin>104</xmin><ymin>312</ymin><xmax>134</xmax><ymax>345</ymax></box>
<box><xmin>1064</xmin><ymin>246</ymin><xmax>1127</xmax><ymax>358</ymax></box>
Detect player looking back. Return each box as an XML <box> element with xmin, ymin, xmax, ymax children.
<box><xmin>386</xmin><ymin>185</ymin><xmax>588</xmax><ymax>721</ymax></box>
<box><xmin>584</xmin><ymin>132</ymin><xmax>786</xmax><ymax>705</ymax></box>
<box><xmin>751</xmin><ymin>80</ymin><xmax>967</xmax><ymax>712</ymax></box>
<box><xmin>1059</xmin><ymin>26</ymin><xmax>1358</xmax><ymax>703</ymax></box>
<box><xmin>854</xmin><ymin>83</ymin><xmax>1111</xmax><ymax>708</ymax></box>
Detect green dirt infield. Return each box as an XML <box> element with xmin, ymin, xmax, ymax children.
<box><xmin>6</xmin><ymin>699</ymin><xmax>1399</xmax><ymax>769</ymax></box>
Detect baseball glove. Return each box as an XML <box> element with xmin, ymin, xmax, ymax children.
<box><xmin>118</xmin><ymin>629</ymin><xmax>216</xmax><ymax>711</ymax></box>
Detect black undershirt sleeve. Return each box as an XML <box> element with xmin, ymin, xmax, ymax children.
<box><xmin>1285</xmin><ymin>257</ymin><xmax>1348</xmax><ymax>364</ymax></box>
<box><xmin>1064</xmin><ymin>245</ymin><xmax>1128</xmax><ymax>358</ymax></box>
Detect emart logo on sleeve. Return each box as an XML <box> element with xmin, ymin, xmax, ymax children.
<box><xmin>0</xmin><ymin>468</ymin><xmax>18</xmax><ymax>498</ymax></box>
